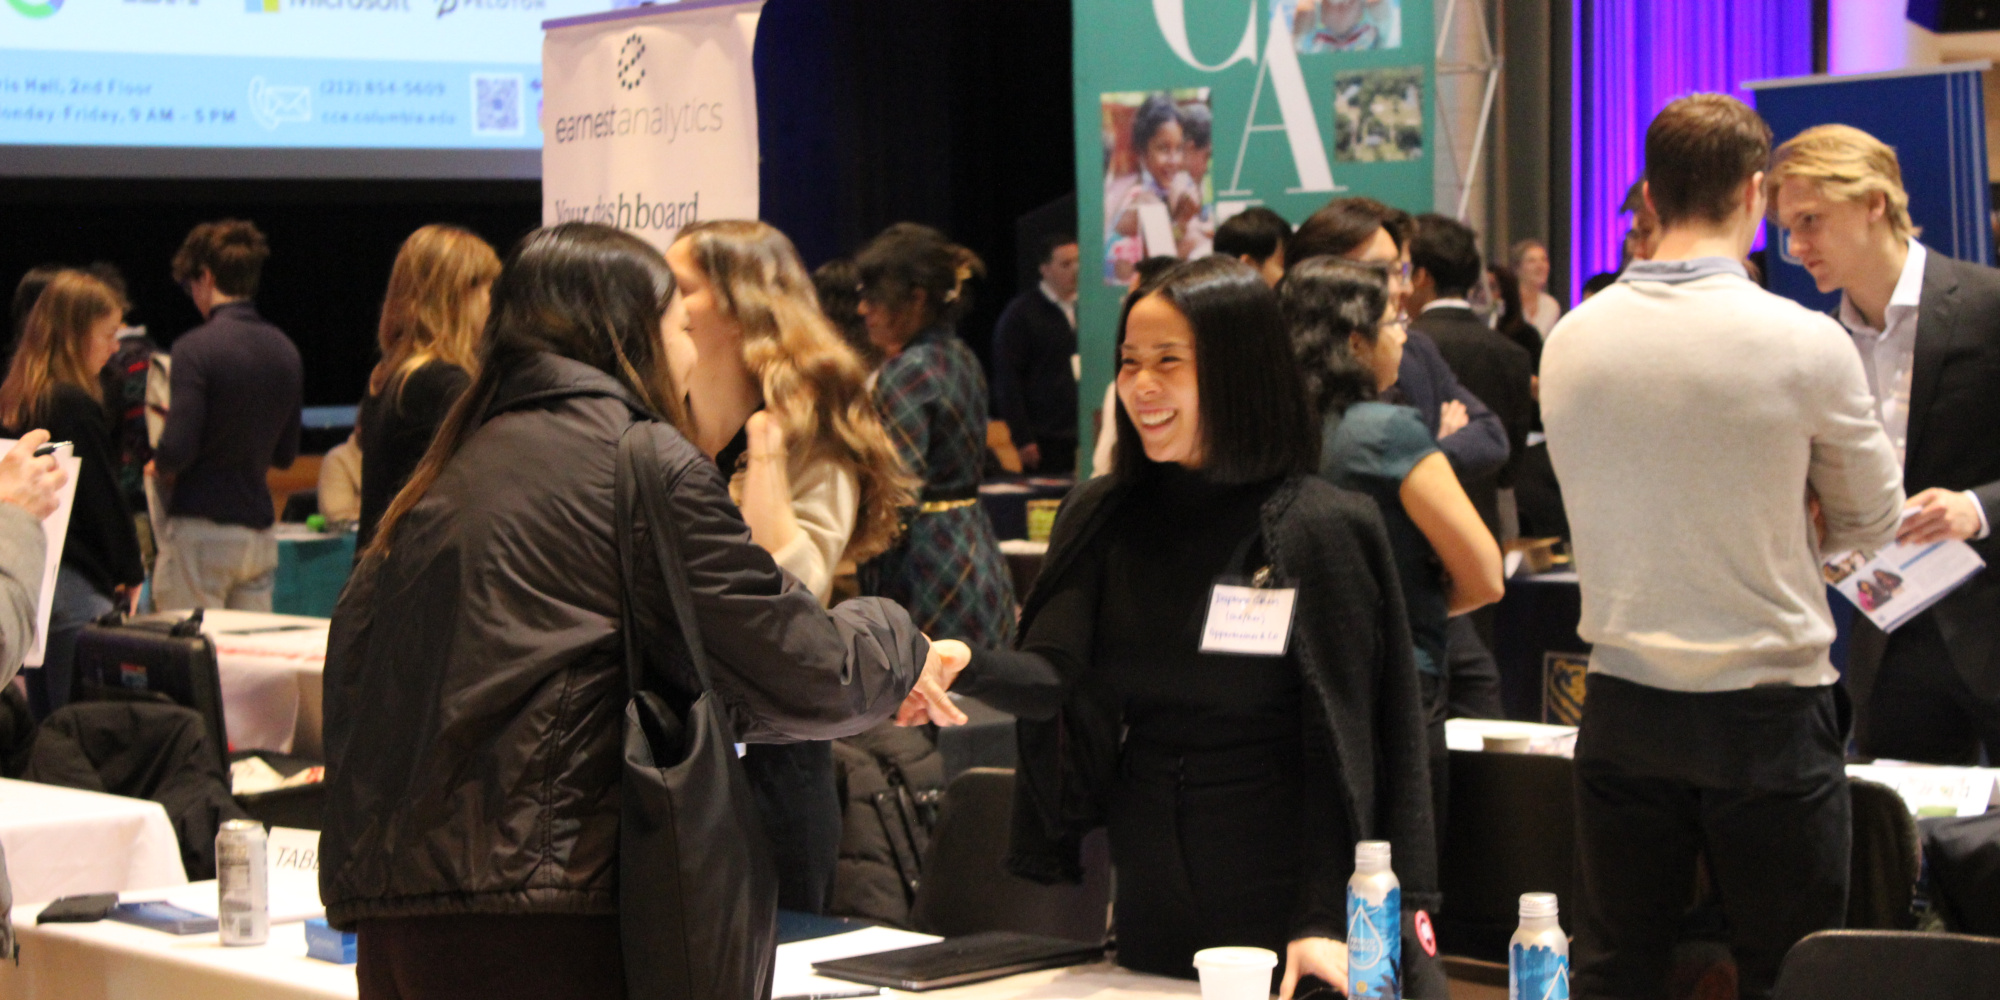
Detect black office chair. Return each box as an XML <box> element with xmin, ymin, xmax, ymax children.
<box><xmin>1772</xmin><ymin>929</ymin><xmax>2000</xmax><ymax>1000</ymax></box>
<box><xmin>908</xmin><ymin>767</ymin><xmax>1111</xmax><ymax>944</ymax></box>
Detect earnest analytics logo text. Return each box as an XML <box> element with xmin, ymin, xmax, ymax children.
<box><xmin>551</xmin><ymin>99</ymin><xmax>722</xmax><ymax>145</ymax></box>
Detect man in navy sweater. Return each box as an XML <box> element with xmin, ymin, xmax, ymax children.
<box><xmin>152</xmin><ymin>219</ymin><xmax>302</xmax><ymax>612</ymax></box>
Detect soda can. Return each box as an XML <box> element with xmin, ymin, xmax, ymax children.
<box><xmin>216</xmin><ymin>819</ymin><xmax>269</xmax><ymax>946</ymax></box>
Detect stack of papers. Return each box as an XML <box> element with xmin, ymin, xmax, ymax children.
<box><xmin>1846</xmin><ymin>762</ymin><xmax>2000</xmax><ymax>818</ymax></box>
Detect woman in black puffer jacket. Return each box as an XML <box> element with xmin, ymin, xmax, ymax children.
<box><xmin>319</xmin><ymin>224</ymin><xmax>959</xmax><ymax>1000</ymax></box>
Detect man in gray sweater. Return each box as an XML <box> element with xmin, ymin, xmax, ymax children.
<box><xmin>1543</xmin><ymin>95</ymin><xmax>1904</xmax><ymax>1000</ymax></box>
<box><xmin>0</xmin><ymin>429</ymin><xmax>70</xmax><ymax>959</ymax></box>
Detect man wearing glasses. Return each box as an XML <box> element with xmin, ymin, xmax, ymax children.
<box><xmin>153</xmin><ymin>219</ymin><xmax>302</xmax><ymax>613</ymax></box>
<box><xmin>1769</xmin><ymin>124</ymin><xmax>2000</xmax><ymax>766</ymax></box>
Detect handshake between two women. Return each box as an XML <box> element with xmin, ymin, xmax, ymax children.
<box><xmin>895</xmin><ymin>637</ymin><xmax>973</xmax><ymax>728</ymax></box>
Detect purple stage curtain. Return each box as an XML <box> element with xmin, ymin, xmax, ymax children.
<box><xmin>1570</xmin><ymin>0</ymin><xmax>1814</xmax><ymax>303</ymax></box>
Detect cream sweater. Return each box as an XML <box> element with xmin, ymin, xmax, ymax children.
<box><xmin>1542</xmin><ymin>260</ymin><xmax>1905</xmax><ymax>691</ymax></box>
<box><xmin>730</xmin><ymin>456</ymin><xmax>859</xmax><ymax>605</ymax></box>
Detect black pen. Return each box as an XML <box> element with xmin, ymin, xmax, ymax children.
<box><xmin>32</xmin><ymin>441</ymin><xmax>69</xmax><ymax>457</ymax></box>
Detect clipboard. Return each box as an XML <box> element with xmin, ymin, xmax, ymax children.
<box><xmin>0</xmin><ymin>439</ymin><xmax>83</xmax><ymax>668</ymax></box>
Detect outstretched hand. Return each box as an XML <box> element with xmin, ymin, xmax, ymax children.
<box><xmin>0</xmin><ymin>430</ymin><xmax>66</xmax><ymax>521</ymax></box>
<box><xmin>897</xmin><ymin>638</ymin><xmax>971</xmax><ymax>727</ymax></box>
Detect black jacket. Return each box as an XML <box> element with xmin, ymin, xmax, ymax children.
<box><xmin>954</xmin><ymin>472</ymin><xmax>1439</xmax><ymax>932</ymax></box>
<box><xmin>1393</xmin><ymin>327</ymin><xmax>1509</xmax><ymax>482</ymax></box>
<box><xmin>319</xmin><ymin>353</ymin><xmax>929</xmax><ymax>927</ymax></box>
<box><xmin>356</xmin><ymin>361</ymin><xmax>471</xmax><ymax>549</ymax></box>
<box><xmin>1413</xmin><ymin>305</ymin><xmax>1536</xmax><ymax>536</ymax></box>
<box><xmin>990</xmin><ymin>289</ymin><xmax>1078</xmax><ymax>451</ymax></box>
<box><xmin>9</xmin><ymin>385</ymin><xmax>143</xmax><ymax>596</ymax></box>
<box><xmin>1875</xmin><ymin>250</ymin><xmax>2000</xmax><ymax>698</ymax></box>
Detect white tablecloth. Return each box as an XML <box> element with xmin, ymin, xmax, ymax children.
<box><xmin>196</xmin><ymin>610</ymin><xmax>331</xmax><ymax>758</ymax></box>
<box><xmin>0</xmin><ymin>902</ymin><xmax>1195</xmax><ymax>1000</ymax></box>
<box><xmin>0</xmin><ymin>778</ymin><xmax>186</xmax><ymax>906</ymax></box>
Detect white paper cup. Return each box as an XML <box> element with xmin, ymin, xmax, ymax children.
<box><xmin>1481</xmin><ymin>724</ymin><xmax>1538</xmax><ymax>754</ymax></box>
<box><xmin>1193</xmin><ymin>946</ymin><xmax>1278</xmax><ymax>1000</ymax></box>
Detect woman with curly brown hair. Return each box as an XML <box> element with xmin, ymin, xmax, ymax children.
<box><xmin>663</xmin><ymin>220</ymin><xmax>930</xmax><ymax>913</ymax></box>
<box><xmin>665</xmin><ymin>219</ymin><xmax>916</xmax><ymax>604</ymax></box>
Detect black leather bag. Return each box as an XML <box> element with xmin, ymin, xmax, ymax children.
<box><xmin>614</xmin><ymin>424</ymin><xmax>779</xmax><ymax>1000</ymax></box>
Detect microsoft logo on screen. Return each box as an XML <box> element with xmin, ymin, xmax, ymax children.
<box><xmin>7</xmin><ymin>0</ymin><xmax>63</xmax><ymax>19</ymax></box>
<box><xmin>245</xmin><ymin>0</ymin><xmax>280</xmax><ymax>10</ymax></box>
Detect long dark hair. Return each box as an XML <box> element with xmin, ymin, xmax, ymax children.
<box><xmin>366</xmin><ymin>223</ymin><xmax>686</xmax><ymax>557</ymax></box>
<box><xmin>1112</xmin><ymin>256</ymin><xmax>1317</xmax><ymax>484</ymax></box>
<box><xmin>1280</xmin><ymin>257</ymin><xmax>1389</xmax><ymax>420</ymax></box>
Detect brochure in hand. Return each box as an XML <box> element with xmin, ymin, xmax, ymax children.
<box><xmin>1822</xmin><ymin>511</ymin><xmax>1985</xmax><ymax>633</ymax></box>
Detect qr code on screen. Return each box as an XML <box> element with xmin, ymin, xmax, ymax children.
<box><xmin>472</xmin><ymin>74</ymin><xmax>524</xmax><ymax>136</ymax></box>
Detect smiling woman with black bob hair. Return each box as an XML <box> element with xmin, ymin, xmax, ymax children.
<box><xmin>930</xmin><ymin>256</ymin><xmax>1446</xmax><ymax>998</ymax></box>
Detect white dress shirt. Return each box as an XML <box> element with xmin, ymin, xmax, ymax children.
<box><xmin>1040</xmin><ymin>281</ymin><xmax>1077</xmax><ymax>330</ymax></box>
<box><xmin>1837</xmin><ymin>240</ymin><xmax>1989</xmax><ymax>538</ymax></box>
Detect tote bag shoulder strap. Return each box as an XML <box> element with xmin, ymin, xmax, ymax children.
<box><xmin>615</xmin><ymin>422</ymin><xmax>718</xmax><ymax>697</ymax></box>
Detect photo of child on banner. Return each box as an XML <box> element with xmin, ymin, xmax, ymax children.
<box><xmin>1101</xmin><ymin>88</ymin><xmax>1215</xmax><ymax>285</ymax></box>
<box><xmin>1285</xmin><ymin>0</ymin><xmax>1403</xmax><ymax>53</ymax></box>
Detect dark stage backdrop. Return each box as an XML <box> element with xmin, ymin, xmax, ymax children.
<box><xmin>0</xmin><ymin>0</ymin><xmax>1074</xmax><ymax>414</ymax></box>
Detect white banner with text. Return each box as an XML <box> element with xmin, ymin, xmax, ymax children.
<box><xmin>541</xmin><ymin>0</ymin><xmax>762</xmax><ymax>251</ymax></box>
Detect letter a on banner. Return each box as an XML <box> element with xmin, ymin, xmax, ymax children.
<box><xmin>541</xmin><ymin>0</ymin><xmax>764</xmax><ymax>252</ymax></box>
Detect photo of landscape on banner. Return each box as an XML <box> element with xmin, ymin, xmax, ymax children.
<box><xmin>1071</xmin><ymin>0</ymin><xmax>1438</xmax><ymax>436</ymax></box>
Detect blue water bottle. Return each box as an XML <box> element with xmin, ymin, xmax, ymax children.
<box><xmin>1509</xmin><ymin>892</ymin><xmax>1570</xmax><ymax>1000</ymax></box>
<box><xmin>1347</xmin><ymin>840</ymin><xmax>1401</xmax><ymax>999</ymax></box>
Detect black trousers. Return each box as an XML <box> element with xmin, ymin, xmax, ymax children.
<box><xmin>1444</xmin><ymin>613</ymin><xmax>1505</xmax><ymax>720</ymax></box>
<box><xmin>1573</xmin><ymin>675</ymin><xmax>1850</xmax><ymax>1000</ymax></box>
<box><xmin>357</xmin><ymin>914</ymin><xmax>624</xmax><ymax>1000</ymax></box>
<box><xmin>1852</xmin><ymin>615</ymin><xmax>2000</xmax><ymax>765</ymax></box>
<box><xmin>741</xmin><ymin>740</ymin><xmax>841</xmax><ymax>913</ymax></box>
<box><xmin>1107</xmin><ymin>738</ymin><xmax>1309</xmax><ymax>983</ymax></box>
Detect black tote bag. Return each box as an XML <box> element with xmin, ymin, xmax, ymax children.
<box><xmin>614</xmin><ymin>424</ymin><xmax>779</xmax><ymax>1000</ymax></box>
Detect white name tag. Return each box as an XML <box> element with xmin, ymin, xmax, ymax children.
<box><xmin>1200</xmin><ymin>584</ymin><xmax>1297</xmax><ymax>657</ymax></box>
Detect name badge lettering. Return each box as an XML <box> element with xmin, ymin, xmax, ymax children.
<box><xmin>1200</xmin><ymin>584</ymin><xmax>1297</xmax><ymax>657</ymax></box>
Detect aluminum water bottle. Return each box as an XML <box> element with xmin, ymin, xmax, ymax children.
<box><xmin>1509</xmin><ymin>892</ymin><xmax>1570</xmax><ymax>1000</ymax></box>
<box><xmin>1347</xmin><ymin>840</ymin><xmax>1401</xmax><ymax>999</ymax></box>
<box><xmin>216</xmin><ymin>819</ymin><xmax>269</xmax><ymax>946</ymax></box>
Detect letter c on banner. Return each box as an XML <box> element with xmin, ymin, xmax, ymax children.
<box><xmin>1152</xmin><ymin>0</ymin><xmax>1257</xmax><ymax>72</ymax></box>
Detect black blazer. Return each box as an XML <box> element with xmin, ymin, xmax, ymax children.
<box><xmin>1393</xmin><ymin>327</ymin><xmax>1509</xmax><ymax>482</ymax></box>
<box><xmin>1411</xmin><ymin>305</ymin><xmax>1535</xmax><ymax>536</ymax></box>
<box><xmin>989</xmin><ymin>289</ymin><xmax>1078</xmax><ymax>449</ymax></box>
<box><xmin>1895</xmin><ymin>250</ymin><xmax>2000</xmax><ymax>698</ymax></box>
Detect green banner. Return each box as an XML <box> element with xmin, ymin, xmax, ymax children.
<box><xmin>1074</xmin><ymin>0</ymin><xmax>1436</xmax><ymax>462</ymax></box>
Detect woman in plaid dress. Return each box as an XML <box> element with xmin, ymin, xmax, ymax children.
<box><xmin>854</xmin><ymin>225</ymin><xmax>1017</xmax><ymax>647</ymax></box>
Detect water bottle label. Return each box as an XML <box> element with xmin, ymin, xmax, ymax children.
<box><xmin>1347</xmin><ymin>885</ymin><xmax>1401</xmax><ymax>999</ymax></box>
<box><xmin>1509</xmin><ymin>942</ymin><xmax>1570</xmax><ymax>1000</ymax></box>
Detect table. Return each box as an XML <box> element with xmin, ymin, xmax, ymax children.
<box><xmin>1</xmin><ymin>898</ymin><xmax>1196</xmax><ymax>1000</ymax></box>
<box><xmin>200</xmin><ymin>610</ymin><xmax>332</xmax><ymax>758</ymax></box>
<box><xmin>0</xmin><ymin>778</ymin><xmax>186</xmax><ymax>906</ymax></box>
<box><xmin>978</xmin><ymin>476</ymin><xmax>1072</xmax><ymax>541</ymax></box>
<box><xmin>272</xmin><ymin>525</ymin><xmax>357</xmax><ymax>619</ymax></box>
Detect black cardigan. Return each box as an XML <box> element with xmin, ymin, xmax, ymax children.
<box><xmin>13</xmin><ymin>385</ymin><xmax>143</xmax><ymax>597</ymax></box>
<box><xmin>955</xmin><ymin>472</ymin><xmax>1440</xmax><ymax>932</ymax></box>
